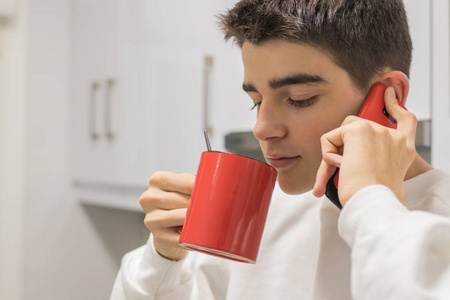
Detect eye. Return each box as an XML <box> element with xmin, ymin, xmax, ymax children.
<box><xmin>288</xmin><ymin>96</ymin><xmax>318</xmax><ymax>108</ymax></box>
<box><xmin>250</xmin><ymin>102</ymin><xmax>261</xmax><ymax>111</ymax></box>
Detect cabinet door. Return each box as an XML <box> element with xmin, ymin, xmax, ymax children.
<box><xmin>72</xmin><ymin>0</ymin><xmax>121</xmax><ymax>185</ymax></box>
<box><xmin>143</xmin><ymin>45</ymin><xmax>205</xmax><ymax>176</ymax></box>
<box><xmin>72</xmin><ymin>0</ymin><xmax>149</xmax><ymax>211</ymax></box>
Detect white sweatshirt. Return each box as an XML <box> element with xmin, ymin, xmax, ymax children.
<box><xmin>110</xmin><ymin>169</ymin><xmax>450</xmax><ymax>300</ymax></box>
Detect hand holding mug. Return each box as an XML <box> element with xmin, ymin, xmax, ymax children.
<box><xmin>140</xmin><ymin>171</ymin><xmax>195</xmax><ymax>261</ymax></box>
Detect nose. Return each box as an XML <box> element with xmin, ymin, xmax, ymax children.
<box><xmin>253</xmin><ymin>102</ymin><xmax>287</xmax><ymax>142</ymax></box>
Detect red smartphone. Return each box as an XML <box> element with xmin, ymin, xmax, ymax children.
<box><xmin>325</xmin><ymin>83</ymin><xmax>407</xmax><ymax>209</ymax></box>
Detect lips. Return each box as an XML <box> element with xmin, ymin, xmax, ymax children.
<box><xmin>265</xmin><ymin>155</ymin><xmax>301</xmax><ymax>169</ymax></box>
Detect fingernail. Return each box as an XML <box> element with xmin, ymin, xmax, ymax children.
<box><xmin>389</xmin><ymin>87</ymin><xmax>396</xmax><ymax>98</ymax></box>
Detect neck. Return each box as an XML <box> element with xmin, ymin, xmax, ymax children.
<box><xmin>405</xmin><ymin>153</ymin><xmax>433</xmax><ymax>181</ymax></box>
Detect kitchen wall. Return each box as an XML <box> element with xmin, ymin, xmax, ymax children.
<box><xmin>0</xmin><ymin>1</ymin><xmax>147</xmax><ymax>299</ymax></box>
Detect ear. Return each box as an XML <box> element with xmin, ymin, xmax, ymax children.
<box><xmin>378</xmin><ymin>71</ymin><xmax>410</xmax><ymax>105</ymax></box>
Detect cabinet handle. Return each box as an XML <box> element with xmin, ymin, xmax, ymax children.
<box><xmin>105</xmin><ymin>78</ymin><xmax>115</xmax><ymax>140</ymax></box>
<box><xmin>89</xmin><ymin>82</ymin><xmax>100</xmax><ymax>140</ymax></box>
<box><xmin>203</xmin><ymin>55</ymin><xmax>214</xmax><ymax>134</ymax></box>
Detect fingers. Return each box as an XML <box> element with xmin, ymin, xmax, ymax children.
<box><xmin>340</xmin><ymin>115</ymin><xmax>359</xmax><ymax>127</ymax></box>
<box><xmin>384</xmin><ymin>87</ymin><xmax>417</xmax><ymax>146</ymax></box>
<box><xmin>313</xmin><ymin>159</ymin><xmax>337</xmax><ymax>197</ymax></box>
<box><xmin>324</xmin><ymin>153</ymin><xmax>343</xmax><ymax>168</ymax></box>
<box><xmin>313</xmin><ymin>85</ymin><xmax>419</xmax><ymax>205</ymax></box>
<box><xmin>313</xmin><ymin>132</ymin><xmax>344</xmax><ymax>197</ymax></box>
<box><xmin>139</xmin><ymin>171</ymin><xmax>194</xmax><ymax>260</ymax></box>
<box><xmin>140</xmin><ymin>171</ymin><xmax>195</xmax><ymax>213</ymax></box>
<box><xmin>149</xmin><ymin>171</ymin><xmax>195</xmax><ymax>195</ymax></box>
<box><xmin>144</xmin><ymin>208</ymin><xmax>187</xmax><ymax>231</ymax></box>
<box><xmin>153</xmin><ymin>228</ymin><xmax>185</xmax><ymax>251</ymax></box>
<box><xmin>140</xmin><ymin>188</ymin><xmax>190</xmax><ymax>213</ymax></box>
<box><xmin>146</xmin><ymin>208</ymin><xmax>188</xmax><ymax>261</ymax></box>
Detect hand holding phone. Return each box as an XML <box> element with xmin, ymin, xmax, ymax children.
<box><xmin>324</xmin><ymin>83</ymin><xmax>407</xmax><ymax>209</ymax></box>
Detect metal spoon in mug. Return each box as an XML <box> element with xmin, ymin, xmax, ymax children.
<box><xmin>204</xmin><ymin>130</ymin><xmax>212</xmax><ymax>151</ymax></box>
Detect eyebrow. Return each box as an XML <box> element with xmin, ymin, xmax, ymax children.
<box><xmin>242</xmin><ymin>73</ymin><xmax>327</xmax><ymax>93</ymax></box>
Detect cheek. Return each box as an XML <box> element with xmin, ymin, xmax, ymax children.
<box><xmin>296</xmin><ymin>113</ymin><xmax>342</xmax><ymax>148</ymax></box>
<box><xmin>296</xmin><ymin>110</ymin><xmax>348</xmax><ymax>161</ymax></box>
<box><xmin>302</xmin><ymin>127</ymin><xmax>328</xmax><ymax>166</ymax></box>
<box><xmin>315</xmin><ymin>98</ymin><xmax>359</xmax><ymax>133</ymax></box>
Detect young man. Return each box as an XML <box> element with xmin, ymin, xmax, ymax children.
<box><xmin>111</xmin><ymin>1</ymin><xmax>450</xmax><ymax>299</ymax></box>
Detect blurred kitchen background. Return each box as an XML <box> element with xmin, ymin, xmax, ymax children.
<box><xmin>1</xmin><ymin>0</ymin><xmax>449</xmax><ymax>299</ymax></box>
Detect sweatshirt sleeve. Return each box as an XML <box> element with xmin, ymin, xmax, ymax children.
<box><xmin>110</xmin><ymin>234</ymin><xmax>193</xmax><ymax>300</ymax></box>
<box><xmin>338</xmin><ymin>185</ymin><xmax>450</xmax><ymax>300</ymax></box>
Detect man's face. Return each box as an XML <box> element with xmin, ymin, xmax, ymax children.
<box><xmin>242</xmin><ymin>40</ymin><xmax>365</xmax><ymax>195</ymax></box>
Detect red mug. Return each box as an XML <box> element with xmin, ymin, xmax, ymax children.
<box><xmin>179</xmin><ymin>151</ymin><xmax>277</xmax><ymax>263</ymax></box>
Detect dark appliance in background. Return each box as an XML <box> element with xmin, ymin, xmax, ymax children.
<box><xmin>225</xmin><ymin>132</ymin><xmax>265</xmax><ymax>163</ymax></box>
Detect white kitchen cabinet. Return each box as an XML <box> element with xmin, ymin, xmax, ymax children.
<box><xmin>71</xmin><ymin>0</ymin><xmax>234</xmax><ymax>211</ymax></box>
<box><xmin>72</xmin><ymin>0</ymin><xmax>143</xmax><ymax>210</ymax></box>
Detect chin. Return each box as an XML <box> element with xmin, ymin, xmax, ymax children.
<box><xmin>277</xmin><ymin>175</ymin><xmax>314</xmax><ymax>195</ymax></box>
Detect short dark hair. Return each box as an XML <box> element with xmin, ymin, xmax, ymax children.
<box><xmin>218</xmin><ymin>0</ymin><xmax>412</xmax><ymax>92</ymax></box>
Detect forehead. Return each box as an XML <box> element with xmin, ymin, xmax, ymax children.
<box><xmin>241</xmin><ymin>40</ymin><xmax>345</xmax><ymax>87</ymax></box>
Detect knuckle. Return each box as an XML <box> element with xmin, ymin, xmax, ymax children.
<box><xmin>138</xmin><ymin>194</ymin><xmax>145</xmax><ymax>206</ymax></box>
<box><xmin>365</xmin><ymin>121</ymin><xmax>379</xmax><ymax>131</ymax></box>
<box><xmin>343</xmin><ymin>115</ymin><xmax>358</xmax><ymax>124</ymax></box>
<box><xmin>143</xmin><ymin>213</ymin><xmax>163</xmax><ymax>230</ymax></box>
<box><xmin>138</xmin><ymin>190</ymin><xmax>149</xmax><ymax>204</ymax></box>
<box><xmin>149</xmin><ymin>171</ymin><xmax>173</xmax><ymax>187</ymax></box>
<box><xmin>139</xmin><ymin>192</ymin><xmax>149</xmax><ymax>206</ymax></box>
<box><xmin>139</xmin><ymin>189</ymin><xmax>158</xmax><ymax>208</ymax></box>
<box><xmin>407</xmin><ymin>143</ymin><xmax>416</xmax><ymax>155</ymax></box>
<box><xmin>410</xmin><ymin>112</ymin><xmax>417</xmax><ymax>124</ymax></box>
<box><xmin>395</xmin><ymin>131</ymin><xmax>407</xmax><ymax>143</ymax></box>
<box><xmin>398</xmin><ymin>109</ymin><xmax>417</xmax><ymax>125</ymax></box>
<box><xmin>353</xmin><ymin>120</ymin><xmax>375</xmax><ymax>133</ymax></box>
<box><xmin>391</xmin><ymin>131</ymin><xmax>407</xmax><ymax>149</ymax></box>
